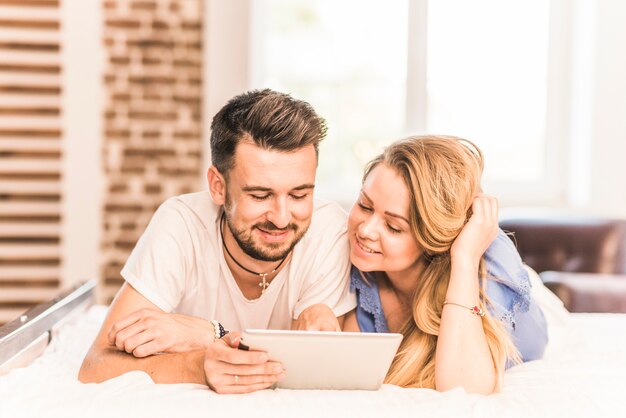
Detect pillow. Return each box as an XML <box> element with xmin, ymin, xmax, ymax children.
<box><xmin>524</xmin><ymin>264</ymin><xmax>571</xmax><ymax>358</ymax></box>
<box><xmin>525</xmin><ymin>264</ymin><xmax>570</xmax><ymax>327</ymax></box>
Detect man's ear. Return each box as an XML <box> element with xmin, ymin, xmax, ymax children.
<box><xmin>207</xmin><ymin>166</ymin><xmax>226</xmax><ymax>205</ymax></box>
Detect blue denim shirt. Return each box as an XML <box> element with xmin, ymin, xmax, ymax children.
<box><xmin>351</xmin><ymin>229</ymin><xmax>548</xmax><ymax>363</ymax></box>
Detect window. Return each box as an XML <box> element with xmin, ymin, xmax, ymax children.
<box><xmin>252</xmin><ymin>0</ymin><xmax>565</xmax><ymax>206</ymax></box>
<box><xmin>252</xmin><ymin>0</ymin><xmax>408</xmax><ymax>203</ymax></box>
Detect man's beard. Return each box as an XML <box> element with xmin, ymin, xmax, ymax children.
<box><xmin>224</xmin><ymin>200</ymin><xmax>309</xmax><ymax>262</ymax></box>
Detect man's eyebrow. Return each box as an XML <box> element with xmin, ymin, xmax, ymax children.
<box><xmin>292</xmin><ymin>184</ymin><xmax>315</xmax><ymax>191</ymax></box>
<box><xmin>242</xmin><ymin>184</ymin><xmax>315</xmax><ymax>192</ymax></box>
<box><xmin>361</xmin><ymin>191</ymin><xmax>410</xmax><ymax>224</ymax></box>
<box><xmin>242</xmin><ymin>186</ymin><xmax>272</xmax><ymax>192</ymax></box>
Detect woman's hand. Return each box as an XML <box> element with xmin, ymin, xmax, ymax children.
<box><xmin>450</xmin><ymin>194</ymin><xmax>499</xmax><ymax>265</ymax></box>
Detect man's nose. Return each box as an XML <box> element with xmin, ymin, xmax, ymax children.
<box><xmin>267</xmin><ymin>197</ymin><xmax>291</xmax><ymax>229</ymax></box>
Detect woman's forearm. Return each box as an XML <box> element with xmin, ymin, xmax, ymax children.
<box><xmin>435</xmin><ymin>257</ymin><xmax>497</xmax><ymax>394</ymax></box>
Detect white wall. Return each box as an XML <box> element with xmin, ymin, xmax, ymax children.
<box><xmin>202</xmin><ymin>0</ymin><xmax>252</xmax><ymax>181</ymax></box>
<box><xmin>587</xmin><ymin>0</ymin><xmax>626</xmax><ymax>218</ymax></box>
<box><xmin>61</xmin><ymin>0</ymin><xmax>103</xmax><ymax>289</ymax></box>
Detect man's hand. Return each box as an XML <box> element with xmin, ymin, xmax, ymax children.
<box><xmin>292</xmin><ymin>303</ymin><xmax>341</xmax><ymax>331</ymax></box>
<box><xmin>204</xmin><ymin>333</ymin><xmax>285</xmax><ymax>394</ymax></box>
<box><xmin>108</xmin><ymin>308</ymin><xmax>214</xmax><ymax>357</ymax></box>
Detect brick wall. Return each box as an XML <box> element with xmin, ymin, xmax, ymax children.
<box><xmin>101</xmin><ymin>0</ymin><xmax>204</xmax><ymax>302</ymax></box>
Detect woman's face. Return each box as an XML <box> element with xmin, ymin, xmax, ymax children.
<box><xmin>348</xmin><ymin>164</ymin><xmax>424</xmax><ymax>276</ymax></box>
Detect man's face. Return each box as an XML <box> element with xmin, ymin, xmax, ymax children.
<box><xmin>223</xmin><ymin>141</ymin><xmax>317</xmax><ymax>262</ymax></box>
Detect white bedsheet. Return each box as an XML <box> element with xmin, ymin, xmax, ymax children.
<box><xmin>1</xmin><ymin>304</ymin><xmax>624</xmax><ymax>418</ymax></box>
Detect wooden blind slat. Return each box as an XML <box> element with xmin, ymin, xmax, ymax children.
<box><xmin>0</xmin><ymin>95</ymin><xmax>60</xmax><ymax>107</ymax></box>
<box><xmin>0</xmin><ymin>158</ymin><xmax>61</xmax><ymax>174</ymax></box>
<box><xmin>0</xmin><ymin>119</ymin><xmax>60</xmax><ymax>133</ymax></box>
<box><xmin>0</xmin><ymin>5</ymin><xmax>60</xmax><ymax>21</ymax></box>
<box><xmin>0</xmin><ymin>265</ymin><xmax>59</xmax><ymax>281</ymax></box>
<box><xmin>0</xmin><ymin>72</ymin><xmax>61</xmax><ymax>86</ymax></box>
<box><xmin>0</xmin><ymin>50</ymin><xmax>59</xmax><ymax>65</ymax></box>
<box><xmin>0</xmin><ymin>138</ymin><xmax>61</xmax><ymax>152</ymax></box>
<box><xmin>0</xmin><ymin>27</ymin><xmax>60</xmax><ymax>43</ymax></box>
<box><xmin>0</xmin><ymin>202</ymin><xmax>61</xmax><ymax>216</ymax></box>
<box><xmin>0</xmin><ymin>243</ymin><xmax>60</xmax><ymax>259</ymax></box>
<box><xmin>0</xmin><ymin>179</ymin><xmax>60</xmax><ymax>194</ymax></box>
<box><xmin>0</xmin><ymin>222</ymin><xmax>60</xmax><ymax>237</ymax></box>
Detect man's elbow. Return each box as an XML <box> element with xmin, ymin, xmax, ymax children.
<box><xmin>78</xmin><ymin>353</ymin><xmax>102</xmax><ymax>383</ymax></box>
<box><xmin>78</xmin><ymin>348</ymin><xmax>110</xmax><ymax>383</ymax></box>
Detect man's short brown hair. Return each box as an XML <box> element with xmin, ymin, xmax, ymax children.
<box><xmin>210</xmin><ymin>89</ymin><xmax>327</xmax><ymax>175</ymax></box>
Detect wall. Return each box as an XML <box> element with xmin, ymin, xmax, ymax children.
<box><xmin>100</xmin><ymin>0</ymin><xmax>204</xmax><ymax>302</ymax></box>
<box><xmin>587</xmin><ymin>0</ymin><xmax>626</xmax><ymax>218</ymax></box>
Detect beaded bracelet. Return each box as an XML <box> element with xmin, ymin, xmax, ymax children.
<box><xmin>210</xmin><ymin>319</ymin><xmax>228</xmax><ymax>341</ymax></box>
<box><xmin>443</xmin><ymin>301</ymin><xmax>486</xmax><ymax>317</ymax></box>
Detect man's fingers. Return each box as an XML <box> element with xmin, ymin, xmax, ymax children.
<box><xmin>107</xmin><ymin>308</ymin><xmax>156</xmax><ymax>344</ymax></box>
<box><xmin>210</xmin><ymin>372</ymin><xmax>285</xmax><ymax>394</ymax></box>
<box><xmin>122</xmin><ymin>329</ymin><xmax>154</xmax><ymax>354</ymax></box>
<box><xmin>132</xmin><ymin>340</ymin><xmax>161</xmax><ymax>358</ymax></box>
<box><xmin>214</xmin><ymin>381</ymin><xmax>277</xmax><ymax>394</ymax></box>
<box><xmin>217</xmin><ymin>360</ymin><xmax>283</xmax><ymax>376</ymax></box>
<box><xmin>226</xmin><ymin>372</ymin><xmax>285</xmax><ymax>387</ymax></box>
<box><xmin>222</xmin><ymin>331</ymin><xmax>241</xmax><ymax>348</ymax></box>
<box><xmin>113</xmin><ymin>321</ymin><xmax>148</xmax><ymax>350</ymax></box>
<box><xmin>216</xmin><ymin>346</ymin><xmax>269</xmax><ymax>365</ymax></box>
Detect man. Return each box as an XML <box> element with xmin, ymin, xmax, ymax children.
<box><xmin>79</xmin><ymin>89</ymin><xmax>355</xmax><ymax>393</ymax></box>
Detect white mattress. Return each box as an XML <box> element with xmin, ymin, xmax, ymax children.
<box><xmin>1</xmin><ymin>303</ymin><xmax>624</xmax><ymax>418</ymax></box>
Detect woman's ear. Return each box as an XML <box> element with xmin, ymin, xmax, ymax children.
<box><xmin>207</xmin><ymin>166</ymin><xmax>226</xmax><ymax>205</ymax></box>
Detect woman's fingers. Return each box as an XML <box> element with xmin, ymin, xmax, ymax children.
<box><xmin>472</xmin><ymin>194</ymin><xmax>498</xmax><ymax>230</ymax></box>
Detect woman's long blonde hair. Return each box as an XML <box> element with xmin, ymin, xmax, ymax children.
<box><xmin>364</xmin><ymin>135</ymin><xmax>519</xmax><ymax>389</ymax></box>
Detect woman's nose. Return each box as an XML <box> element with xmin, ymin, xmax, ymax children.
<box><xmin>357</xmin><ymin>216</ymin><xmax>379</xmax><ymax>240</ymax></box>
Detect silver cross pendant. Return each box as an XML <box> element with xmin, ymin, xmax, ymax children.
<box><xmin>258</xmin><ymin>273</ymin><xmax>270</xmax><ymax>294</ymax></box>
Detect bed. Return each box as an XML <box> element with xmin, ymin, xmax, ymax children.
<box><xmin>0</xmin><ymin>271</ymin><xmax>624</xmax><ymax>418</ymax></box>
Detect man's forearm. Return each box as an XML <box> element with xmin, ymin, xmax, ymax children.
<box><xmin>78</xmin><ymin>344</ymin><xmax>206</xmax><ymax>385</ymax></box>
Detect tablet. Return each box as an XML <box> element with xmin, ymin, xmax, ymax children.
<box><xmin>241</xmin><ymin>329</ymin><xmax>403</xmax><ymax>390</ymax></box>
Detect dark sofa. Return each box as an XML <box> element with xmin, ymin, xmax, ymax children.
<box><xmin>500</xmin><ymin>215</ymin><xmax>626</xmax><ymax>313</ymax></box>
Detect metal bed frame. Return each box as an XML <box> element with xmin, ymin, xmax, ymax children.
<box><xmin>0</xmin><ymin>280</ymin><xmax>96</xmax><ymax>375</ymax></box>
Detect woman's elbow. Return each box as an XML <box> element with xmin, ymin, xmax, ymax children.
<box><xmin>436</xmin><ymin>382</ymin><xmax>497</xmax><ymax>395</ymax></box>
<box><xmin>435</xmin><ymin>374</ymin><xmax>498</xmax><ymax>395</ymax></box>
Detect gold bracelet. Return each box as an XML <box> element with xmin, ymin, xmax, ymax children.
<box><xmin>443</xmin><ymin>301</ymin><xmax>485</xmax><ymax>317</ymax></box>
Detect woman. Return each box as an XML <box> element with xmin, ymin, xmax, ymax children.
<box><xmin>342</xmin><ymin>135</ymin><xmax>547</xmax><ymax>394</ymax></box>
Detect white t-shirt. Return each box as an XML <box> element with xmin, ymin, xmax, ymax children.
<box><xmin>121</xmin><ymin>191</ymin><xmax>356</xmax><ymax>331</ymax></box>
